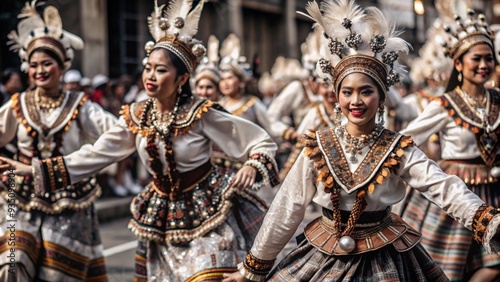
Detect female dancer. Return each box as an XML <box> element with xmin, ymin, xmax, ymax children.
<box><xmin>0</xmin><ymin>2</ymin><xmax>116</xmax><ymax>281</ymax></box>
<box><xmin>400</xmin><ymin>9</ymin><xmax>500</xmax><ymax>281</ymax></box>
<box><xmin>0</xmin><ymin>1</ymin><xmax>279</xmax><ymax>281</ymax></box>
<box><xmin>222</xmin><ymin>1</ymin><xmax>500</xmax><ymax>281</ymax></box>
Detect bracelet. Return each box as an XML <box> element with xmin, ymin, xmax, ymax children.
<box><xmin>473</xmin><ymin>203</ymin><xmax>500</xmax><ymax>244</ymax></box>
<box><xmin>242</xmin><ymin>252</ymin><xmax>275</xmax><ymax>276</ymax></box>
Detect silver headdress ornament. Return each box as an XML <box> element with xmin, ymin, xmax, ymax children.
<box><xmin>7</xmin><ymin>0</ymin><xmax>84</xmax><ymax>72</ymax></box>
<box><xmin>441</xmin><ymin>8</ymin><xmax>495</xmax><ymax>60</ymax></box>
<box><xmin>298</xmin><ymin>0</ymin><xmax>410</xmax><ymax>94</ymax></box>
<box><xmin>219</xmin><ymin>33</ymin><xmax>251</xmax><ymax>81</ymax></box>
<box><xmin>194</xmin><ymin>34</ymin><xmax>221</xmax><ymax>84</ymax></box>
<box><xmin>144</xmin><ymin>0</ymin><xmax>206</xmax><ymax>73</ymax></box>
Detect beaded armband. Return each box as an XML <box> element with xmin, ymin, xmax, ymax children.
<box><xmin>241</xmin><ymin>252</ymin><xmax>275</xmax><ymax>278</ymax></box>
<box><xmin>39</xmin><ymin>156</ymin><xmax>70</xmax><ymax>194</ymax></box>
<box><xmin>473</xmin><ymin>203</ymin><xmax>500</xmax><ymax>244</ymax></box>
<box><xmin>243</xmin><ymin>153</ymin><xmax>280</xmax><ymax>190</ymax></box>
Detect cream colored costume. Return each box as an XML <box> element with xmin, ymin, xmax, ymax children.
<box><xmin>31</xmin><ymin>96</ymin><xmax>279</xmax><ymax>281</ymax></box>
<box><xmin>0</xmin><ymin>91</ymin><xmax>116</xmax><ymax>281</ymax></box>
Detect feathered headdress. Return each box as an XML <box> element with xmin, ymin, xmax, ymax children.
<box><xmin>219</xmin><ymin>33</ymin><xmax>251</xmax><ymax>81</ymax></box>
<box><xmin>301</xmin><ymin>26</ymin><xmax>322</xmax><ymax>72</ymax></box>
<box><xmin>441</xmin><ymin>8</ymin><xmax>494</xmax><ymax>60</ymax></box>
<box><xmin>298</xmin><ymin>0</ymin><xmax>410</xmax><ymax>94</ymax></box>
<box><xmin>7</xmin><ymin>0</ymin><xmax>84</xmax><ymax>72</ymax></box>
<box><xmin>194</xmin><ymin>34</ymin><xmax>221</xmax><ymax>84</ymax></box>
<box><xmin>413</xmin><ymin>19</ymin><xmax>454</xmax><ymax>86</ymax></box>
<box><xmin>144</xmin><ymin>0</ymin><xmax>206</xmax><ymax>73</ymax></box>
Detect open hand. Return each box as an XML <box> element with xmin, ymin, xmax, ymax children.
<box><xmin>229</xmin><ymin>165</ymin><xmax>257</xmax><ymax>190</ymax></box>
<box><xmin>0</xmin><ymin>157</ymin><xmax>32</xmax><ymax>176</ymax></box>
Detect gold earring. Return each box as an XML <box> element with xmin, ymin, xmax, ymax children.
<box><xmin>458</xmin><ymin>71</ymin><xmax>462</xmax><ymax>83</ymax></box>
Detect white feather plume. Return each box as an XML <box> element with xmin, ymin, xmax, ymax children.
<box><xmin>148</xmin><ymin>0</ymin><xmax>165</xmax><ymax>41</ymax></box>
<box><xmin>206</xmin><ymin>35</ymin><xmax>219</xmax><ymax>65</ymax></box>
<box><xmin>220</xmin><ymin>33</ymin><xmax>240</xmax><ymax>61</ymax></box>
<box><xmin>182</xmin><ymin>0</ymin><xmax>205</xmax><ymax>40</ymax></box>
<box><xmin>18</xmin><ymin>0</ymin><xmax>40</xmax><ymax>19</ymax></box>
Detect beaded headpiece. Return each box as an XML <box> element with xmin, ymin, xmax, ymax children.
<box><xmin>194</xmin><ymin>35</ymin><xmax>220</xmax><ymax>84</ymax></box>
<box><xmin>441</xmin><ymin>9</ymin><xmax>495</xmax><ymax>60</ymax></box>
<box><xmin>144</xmin><ymin>0</ymin><xmax>206</xmax><ymax>73</ymax></box>
<box><xmin>7</xmin><ymin>1</ymin><xmax>84</xmax><ymax>72</ymax></box>
<box><xmin>219</xmin><ymin>33</ymin><xmax>251</xmax><ymax>81</ymax></box>
<box><xmin>298</xmin><ymin>0</ymin><xmax>410</xmax><ymax>93</ymax></box>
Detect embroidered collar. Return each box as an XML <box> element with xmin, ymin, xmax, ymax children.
<box><xmin>316</xmin><ymin>128</ymin><xmax>402</xmax><ymax>192</ymax></box>
<box><xmin>123</xmin><ymin>96</ymin><xmax>216</xmax><ymax>137</ymax></box>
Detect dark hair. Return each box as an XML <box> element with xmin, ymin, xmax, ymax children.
<box><xmin>445</xmin><ymin>44</ymin><xmax>497</xmax><ymax>93</ymax></box>
<box><xmin>150</xmin><ymin>47</ymin><xmax>193</xmax><ymax>105</ymax></box>
<box><xmin>1</xmin><ymin>68</ymin><xmax>19</xmax><ymax>85</ymax></box>
<box><xmin>28</xmin><ymin>48</ymin><xmax>65</xmax><ymax>69</ymax></box>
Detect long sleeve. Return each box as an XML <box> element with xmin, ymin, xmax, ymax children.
<box><xmin>237</xmin><ymin>150</ymin><xmax>316</xmax><ymax>280</ymax></box>
<box><xmin>267</xmin><ymin>80</ymin><xmax>304</xmax><ymax>136</ymax></box>
<box><xmin>252</xmin><ymin>99</ymin><xmax>282</xmax><ymax>143</ymax></box>
<box><xmin>77</xmin><ymin>99</ymin><xmax>119</xmax><ymax>142</ymax></box>
<box><xmin>33</xmin><ymin>116</ymin><xmax>137</xmax><ymax>192</ymax></box>
<box><xmin>400</xmin><ymin>100</ymin><xmax>449</xmax><ymax>146</ymax></box>
<box><xmin>201</xmin><ymin>108</ymin><xmax>279</xmax><ymax>187</ymax></box>
<box><xmin>0</xmin><ymin>99</ymin><xmax>18</xmax><ymax>147</ymax></box>
<box><xmin>399</xmin><ymin>145</ymin><xmax>500</xmax><ymax>253</ymax></box>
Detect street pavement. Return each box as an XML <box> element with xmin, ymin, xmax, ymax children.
<box><xmin>98</xmin><ymin>192</ymin><xmax>322</xmax><ymax>281</ymax></box>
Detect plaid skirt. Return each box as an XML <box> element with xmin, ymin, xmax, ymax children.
<box><xmin>401</xmin><ymin>182</ymin><xmax>500</xmax><ymax>281</ymax></box>
<box><xmin>268</xmin><ymin>236</ymin><xmax>448</xmax><ymax>282</ymax></box>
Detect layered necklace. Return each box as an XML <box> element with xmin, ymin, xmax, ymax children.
<box><xmin>336</xmin><ymin>124</ymin><xmax>384</xmax><ymax>163</ymax></box>
<box><xmin>149</xmin><ymin>98</ymin><xmax>179</xmax><ymax>137</ymax></box>
<box><xmin>35</xmin><ymin>88</ymin><xmax>65</xmax><ymax>110</ymax></box>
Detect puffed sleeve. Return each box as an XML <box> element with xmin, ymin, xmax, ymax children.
<box><xmin>399</xmin><ymin>145</ymin><xmax>500</xmax><ymax>254</ymax></box>
<box><xmin>32</xmin><ymin>116</ymin><xmax>137</xmax><ymax>194</ymax></box>
<box><xmin>201</xmin><ymin>108</ymin><xmax>279</xmax><ymax>188</ymax></box>
<box><xmin>267</xmin><ymin>80</ymin><xmax>303</xmax><ymax>138</ymax></box>
<box><xmin>237</xmin><ymin>150</ymin><xmax>317</xmax><ymax>281</ymax></box>
<box><xmin>253</xmin><ymin>99</ymin><xmax>282</xmax><ymax>143</ymax></box>
<box><xmin>400</xmin><ymin>100</ymin><xmax>449</xmax><ymax>145</ymax></box>
<box><xmin>77</xmin><ymin>98</ymin><xmax>119</xmax><ymax>142</ymax></box>
<box><xmin>0</xmin><ymin>99</ymin><xmax>18</xmax><ymax>147</ymax></box>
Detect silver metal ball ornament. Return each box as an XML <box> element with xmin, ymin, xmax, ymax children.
<box><xmin>491</xmin><ymin>167</ymin><xmax>500</xmax><ymax>178</ymax></box>
<box><xmin>192</xmin><ymin>44</ymin><xmax>206</xmax><ymax>57</ymax></box>
<box><xmin>144</xmin><ymin>41</ymin><xmax>155</xmax><ymax>53</ymax></box>
<box><xmin>338</xmin><ymin>236</ymin><xmax>356</xmax><ymax>252</ymax></box>
<box><xmin>174</xmin><ymin>17</ymin><xmax>185</xmax><ymax>28</ymax></box>
<box><xmin>159</xmin><ymin>18</ymin><xmax>170</xmax><ymax>30</ymax></box>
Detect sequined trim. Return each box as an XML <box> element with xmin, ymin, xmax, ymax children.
<box><xmin>473</xmin><ymin>203</ymin><xmax>500</xmax><ymax>244</ymax></box>
<box><xmin>128</xmin><ymin>166</ymin><xmax>262</xmax><ymax>244</ymax></box>
<box><xmin>121</xmin><ymin>96</ymin><xmax>218</xmax><ymax>138</ymax></box>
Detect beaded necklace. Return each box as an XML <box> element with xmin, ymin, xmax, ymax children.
<box><xmin>35</xmin><ymin>87</ymin><xmax>65</xmax><ymax>110</ymax></box>
<box><xmin>141</xmin><ymin>98</ymin><xmax>181</xmax><ymax>200</ymax></box>
<box><xmin>336</xmin><ymin>124</ymin><xmax>384</xmax><ymax>163</ymax></box>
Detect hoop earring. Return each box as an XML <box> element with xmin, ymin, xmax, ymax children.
<box><xmin>458</xmin><ymin>71</ymin><xmax>463</xmax><ymax>83</ymax></box>
<box><xmin>377</xmin><ymin>105</ymin><xmax>385</xmax><ymax>126</ymax></box>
